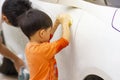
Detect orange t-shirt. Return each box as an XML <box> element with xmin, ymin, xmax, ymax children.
<box><xmin>25</xmin><ymin>38</ymin><xmax>69</xmax><ymax>80</ymax></box>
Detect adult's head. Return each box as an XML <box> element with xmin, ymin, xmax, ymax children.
<box><xmin>2</xmin><ymin>0</ymin><xmax>32</xmax><ymax>26</ymax></box>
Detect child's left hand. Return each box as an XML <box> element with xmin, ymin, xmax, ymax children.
<box><xmin>57</xmin><ymin>13</ymin><xmax>72</xmax><ymax>27</ymax></box>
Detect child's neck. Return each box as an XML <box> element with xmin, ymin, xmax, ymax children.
<box><xmin>30</xmin><ymin>39</ymin><xmax>41</xmax><ymax>43</ymax></box>
<box><xmin>30</xmin><ymin>36</ymin><xmax>42</xmax><ymax>44</ymax></box>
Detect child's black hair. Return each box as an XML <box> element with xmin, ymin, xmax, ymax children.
<box><xmin>2</xmin><ymin>0</ymin><xmax>32</xmax><ymax>26</ymax></box>
<box><xmin>18</xmin><ymin>9</ymin><xmax>53</xmax><ymax>39</ymax></box>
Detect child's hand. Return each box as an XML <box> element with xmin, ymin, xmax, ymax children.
<box><xmin>57</xmin><ymin>14</ymin><xmax>72</xmax><ymax>27</ymax></box>
<box><xmin>57</xmin><ymin>14</ymin><xmax>72</xmax><ymax>42</ymax></box>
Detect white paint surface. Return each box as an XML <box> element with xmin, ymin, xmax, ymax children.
<box><xmin>2</xmin><ymin>0</ymin><xmax>120</xmax><ymax>80</ymax></box>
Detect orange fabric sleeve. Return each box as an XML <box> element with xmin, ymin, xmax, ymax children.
<box><xmin>26</xmin><ymin>38</ymin><xmax>69</xmax><ymax>60</ymax></box>
<box><xmin>54</xmin><ymin>38</ymin><xmax>69</xmax><ymax>53</ymax></box>
<box><xmin>44</xmin><ymin>38</ymin><xmax>69</xmax><ymax>59</ymax></box>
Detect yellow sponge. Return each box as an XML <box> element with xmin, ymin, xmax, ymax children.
<box><xmin>69</xmin><ymin>17</ymin><xmax>73</xmax><ymax>27</ymax></box>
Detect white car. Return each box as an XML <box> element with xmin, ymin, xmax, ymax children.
<box><xmin>1</xmin><ymin>0</ymin><xmax>120</xmax><ymax>80</ymax></box>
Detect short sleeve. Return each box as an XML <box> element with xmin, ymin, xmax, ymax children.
<box><xmin>45</xmin><ymin>38</ymin><xmax>69</xmax><ymax>59</ymax></box>
<box><xmin>26</xmin><ymin>38</ymin><xmax>69</xmax><ymax>60</ymax></box>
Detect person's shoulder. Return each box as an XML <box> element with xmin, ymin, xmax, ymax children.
<box><xmin>26</xmin><ymin>41</ymin><xmax>50</xmax><ymax>48</ymax></box>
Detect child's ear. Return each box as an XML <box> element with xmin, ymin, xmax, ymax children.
<box><xmin>2</xmin><ymin>15</ymin><xmax>10</xmax><ymax>24</ymax></box>
<box><xmin>38</xmin><ymin>29</ymin><xmax>45</xmax><ymax>38</ymax></box>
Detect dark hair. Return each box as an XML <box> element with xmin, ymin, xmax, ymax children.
<box><xmin>2</xmin><ymin>0</ymin><xmax>32</xmax><ymax>26</ymax></box>
<box><xmin>18</xmin><ymin>9</ymin><xmax>53</xmax><ymax>39</ymax></box>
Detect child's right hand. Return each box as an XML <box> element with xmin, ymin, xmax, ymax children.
<box><xmin>57</xmin><ymin>14</ymin><xmax>72</xmax><ymax>27</ymax></box>
<box><xmin>57</xmin><ymin>14</ymin><xmax>72</xmax><ymax>42</ymax></box>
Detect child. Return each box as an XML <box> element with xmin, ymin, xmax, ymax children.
<box><xmin>18</xmin><ymin>9</ymin><xmax>71</xmax><ymax>80</ymax></box>
<box><xmin>0</xmin><ymin>0</ymin><xmax>32</xmax><ymax>73</ymax></box>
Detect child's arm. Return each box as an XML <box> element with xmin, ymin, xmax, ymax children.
<box><xmin>45</xmin><ymin>14</ymin><xmax>72</xmax><ymax>58</ymax></box>
<box><xmin>58</xmin><ymin>14</ymin><xmax>72</xmax><ymax>42</ymax></box>
<box><xmin>50</xmin><ymin>19</ymin><xmax>60</xmax><ymax>35</ymax></box>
